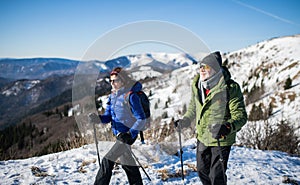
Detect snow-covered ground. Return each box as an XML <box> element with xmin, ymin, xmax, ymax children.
<box><xmin>1</xmin><ymin>138</ymin><xmax>299</xmax><ymax>185</ymax></box>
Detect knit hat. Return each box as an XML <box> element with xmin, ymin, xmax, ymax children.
<box><xmin>201</xmin><ymin>51</ymin><xmax>222</xmax><ymax>72</ymax></box>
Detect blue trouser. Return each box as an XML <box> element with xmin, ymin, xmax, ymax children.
<box><xmin>196</xmin><ymin>140</ymin><xmax>231</xmax><ymax>185</ymax></box>
<box><xmin>94</xmin><ymin>140</ymin><xmax>143</xmax><ymax>185</ymax></box>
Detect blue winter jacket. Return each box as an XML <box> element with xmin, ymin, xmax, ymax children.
<box><xmin>100</xmin><ymin>82</ymin><xmax>147</xmax><ymax>138</ymax></box>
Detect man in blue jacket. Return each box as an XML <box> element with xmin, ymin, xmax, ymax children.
<box><xmin>89</xmin><ymin>67</ymin><xmax>146</xmax><ymax>185</ymax></box>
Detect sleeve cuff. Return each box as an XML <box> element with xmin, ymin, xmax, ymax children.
<box><xmin>130</xmin><ymin>129</ymin><xmax>139</xmax><ymax>139</ymax></box>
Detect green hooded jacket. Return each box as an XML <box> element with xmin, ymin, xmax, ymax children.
<box><xmin>183</xmin><ymin>69</ymin><xmax>247</xmax><ymax>146</ymax></box>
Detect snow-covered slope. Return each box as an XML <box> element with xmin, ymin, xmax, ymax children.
<box><xmin>128</xmin><ymin>53</ymin><xmax>197</xmax><ymax>68</ymax></box>
<box><xmin>125</xmin><ymin>52</ymin><xmax>198</xmax><ymax>81</ymax></box>
<box><xmin>225</xmin><ymin>35</ymin><xmax>300</xmax><ymax>122</ymax></box>
<box><xmin>227</xmin><ymin>35</ymin><xmax>300</xmax><ymax>88</ymax></box>
<box><xmin>2</xmin><ymin>80</ymin><xmax>40</xmax><ymax>97</ymax></box>
<box><xmin>1</xmin><ymin>138</ymin><xmax>299</xmax><ymax>184</ymax></box>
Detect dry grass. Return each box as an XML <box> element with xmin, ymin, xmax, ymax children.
<box><xmin>156</xmin><ymin>163</ymin><xmax>197</xmax><ymax>181</ymax></box>
<box><xmin>78</xmin><ymin>158</ymin><xmax>96</xmax><ymax>173</ymax></box>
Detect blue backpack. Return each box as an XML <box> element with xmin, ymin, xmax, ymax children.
<box><xmin>124</xmin><ymin>90</ymin><xmax>151</xmax><ymax>130</ymax></box>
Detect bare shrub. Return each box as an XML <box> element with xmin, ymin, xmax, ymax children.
<box><xmin>266</xmin><ymin>119</ymin><xmax>299</xmax><ymax>154</ymax></box>
<box><xmin>238</xmin><ymin>119</ymin><xmax>299</xmax><ymax>155</ymax></box>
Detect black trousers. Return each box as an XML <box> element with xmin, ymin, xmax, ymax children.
<box><xmin>196</xmin><ymin>140</ymin><xmax>231</xmax><ymax>185</ymax></box>
<box><xmin>94</xmin><ymin>140</ymin><xmax>143</xmax><ymax>185</ymax></box>
<box><xmin>140</xmin><ymin>131</ymin><xmax>145</xmax><ymax>143</ymax></box>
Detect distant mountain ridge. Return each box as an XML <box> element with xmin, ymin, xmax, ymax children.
<box><xmin>0</xmin><ymin>53</ymin><xmax>197</xmax><ymax>81</ymax></box>
<box><xmin>0</xmin><ymin>58</ymin><xmax>80</xmax><ymax>80</ymax></box>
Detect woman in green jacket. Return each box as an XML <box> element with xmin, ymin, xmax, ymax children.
<box><xmin>176</xmin><ymin>51</ymin><xmax>247</xmax><ymax>185</ymax></box>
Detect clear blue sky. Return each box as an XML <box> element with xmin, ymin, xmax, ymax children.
<box><xmin>0</xmin><ymin>0</ymin><xmax>299</xmax><ymax>60</ymax></box>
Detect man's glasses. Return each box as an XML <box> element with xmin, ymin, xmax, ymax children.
<box><xmin>199</xmin><ymin>63</ymin><xmax>211</xmax><ymax>70</ymax></box>
<box><xmin>110</xmin><ymin>78</ymin><xmax>121</xmax><ymax>83</ymax></box>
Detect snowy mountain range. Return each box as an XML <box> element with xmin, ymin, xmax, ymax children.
<box><xmin>0</xmin><ymin>34</ymin><xmax>300</xmax><ymax>184</ymax></box>
<box><xmin>0</xmin><ymin>53</ymin><xmax>197</xmax><ymax>81</ymax></box>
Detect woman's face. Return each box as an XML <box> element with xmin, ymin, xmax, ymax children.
<box><xmin>199</xmin><ymin>64</ymin><xmax>216</xmax><ymax>81</ymax></box>
<box><xmin>110</xmin><ymin>74</ymin><xmax>123</xmax><ymax>90</ymax></box>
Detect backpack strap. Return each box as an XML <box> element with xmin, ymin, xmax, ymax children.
<box><xmin>124</xmin><ymin>91</ymin><xmax>144</xmax><ymax>105</ymax></box>
<box><xmin>124</xmin><ymin>90</ymin><xmax>134</xmax><ymax>109</ymax></box>
<box><xmin>124</xmin><ymin>91</ymin><xmax>133</xmax><ymax>101</ymax></box>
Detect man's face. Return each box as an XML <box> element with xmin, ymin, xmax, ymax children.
<box><xmin>110</xmin><ymin>74</ymin><xmax>123</xmax><ymax>90</ymax></box>
<box><xmin>199</xmin><ymin>64</ymin><xmax>216</xmax><ymax>81</ymax></box>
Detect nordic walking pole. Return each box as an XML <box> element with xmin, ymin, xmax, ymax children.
<box><xmin>92</xmin><ymin>122</ymin><xmax>101</xmax><ymax>167</ymax></box>
<box><xmin>176</xmin><ymin>120</ymin><xmax>184</xmax><ymax>182</ymax></box>
<box><xmin>217</xmin><ymin>138</ymin><xmax>226</xmax><ymax>183</ymax></box>
<box><xmin>128</xmin><ymin>146</ymin><xmax>151</xmax><ymax>181</ymax></box>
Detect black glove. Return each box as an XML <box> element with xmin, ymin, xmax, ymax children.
<box><xmin>88</xmin><ymin>113</ymin><xmax>99</xmax><ymax>124</ymax></box>
<box><xmin>174</xmin><ymin>117</ymin><xmax>190</xmax><ymax>129</ymax></box>
<box><xmin>117</xmin><ymin>132</ymin><xmax>136</xmax><ymax>145</ymax></box>
<box><xmin>209</xmin><ymin>122</ymin><xmax>231</xmax><ymax>139</ymax></box>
